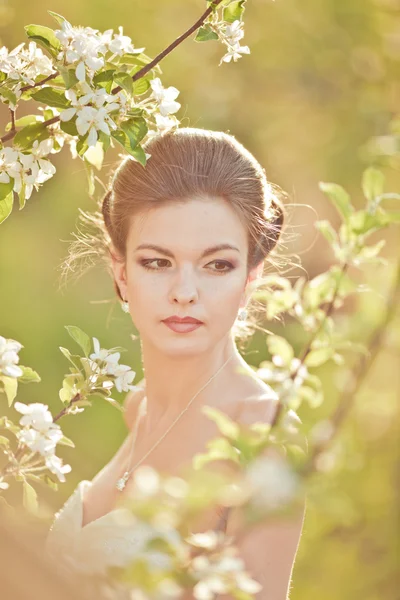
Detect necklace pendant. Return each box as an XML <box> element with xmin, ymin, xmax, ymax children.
<box><xmin>116</xmin><ymin>471</ymin><xmax>130</xmax><ymax>491</ymax></box>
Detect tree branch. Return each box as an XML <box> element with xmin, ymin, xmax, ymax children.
<box><xmin>1</xmin><ymin>0</ymin><xmax>224</xmax><ymax>144</ymax></box>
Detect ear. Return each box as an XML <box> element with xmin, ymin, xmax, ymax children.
<box><xmin>240</xmin><ymin>261</ymin><xmax>264</xmax><ymax>308</ymax></box>
<box><xmin>110</xmin><ymin>245</ymin><xmax>128</xmax><ymax>301</ymax></box>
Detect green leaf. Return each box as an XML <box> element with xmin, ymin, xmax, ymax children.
<box><xmin>201</xmin><ymin>406</ymin><xmax>240</xmax><ymax>439</ymax></box>
<box><xmin>59</xmin><ymin>346</ymin><xmax>80</xmax><ymax>368</ymax></box>
<box><xmin>60</xmin><ymin>118</ymin><xmax>78</xmax><ymax>137</ymax></box>
<box><xmin>0</xmin><ymin>376</ymin><xmax>18</xmax><ymax>407</ymax></box>
<box><xmin>104</xmin><ymin>397</ymin><xmax>124</xmax><ymax>411</ymax></box>
<box><xmin>17</xmin><ymin>366</ymin><xmax>41</xmax><ymax>384</ymax></box>
<box><xmin>24</xmin><ymin>24</ymin><xmax>61</xmax><ymax>56</ymax></box>
<box><xmin>5</xmin><ymin>115</ymin><xmax>40</xmax><ymax>131</ymax></box>
<box><xmin>120</xmin><ymin>117</ymin><xmax>148</xmax><ymax>149</ymax></box>
<box><xmin>43</xmin><ymin>474</ymin><xmax>59</xmax><ymax>491</ymax></box>
<box><xmin>266</xmin><ymin>335</ymin><xmax>294</xmax><ymax>367</ymax></box>
<box><xmin>194</xmin><ymin>25</ymin><xmax>219</xmax><ymax>42</ymax></box>
<box><xmin>76</xmin><ymin>136</ymin><xmax>89</xmax><ymax>157</ymax></box>
<box><xmin>385</xmin><ymin>211</ymin><xmax>400</xmax><ymax>224</ymax></box>
<box><xmin>319</xmin><ymin>182</ymin><xmax>354</xmax><ymax>221</ymax></box>
<box><xmin>305</xmin><ymin>348</ymin><xmax>334</xmax><ymax>368</ymax></box>
<box><xmin>362</xmin><ymin>167</ymin><xmax>385</xmax><ymax>203</ymax></box>
<box><xmin>22</xmin><ymin>480</ymin><xmax>38</xmax><ymax>514</ymax></box>
<box><xmin>132</xmin><ymin>77</ymin><xmax>150</xmax><ymax>96</ymax></box>
<box><xmin>117</xmin><ymin>52</ymin><xmax>154</xmax><ymax>68</ymax></box>
<box><xmin>93</xmin><ymin>69</ymin><xmax>115</xmax><ymax>93</ymax></box>
<box><xmin>298</xmin><ymin>385</ymin><xmax>323</xmax><ymax>408</ymax></box>
<box><xmin>0</xmin><ymin>435</ymin><xmax>10</xmax><ymax>447</ymax></box>
<box><xmin>193</xmin><ymin>437</ymin><xmax>240</xmax><ymax>470</ymax></box>
<box><xmin>315</xmin><ymin>220</ymin><xmax>338</xmax><ymax>246</ymax></box>
<box><xmin>0</xmin><ymin>189</ymin><xmax>14</xmax><ymax>225</ymax></box>
<box><xmin>58</xmin><ymin>435</ymin><xmax>75</xmax><ymax>448</ymax></box>
<box><xmin>114</xmin><ymin>72</ymin><xmax>134</xmax><ymax>95</ymax></box>
<box><xmin>111</xmin><ymin>130</ymin><xmax>148</xmax><ymax>165</ymax></box>
<box><xmin>58</xmin><ymin>65</ymin><xmax>79</xmax><ymax>90</ymax></box>
<box><xmin>48</xmin><ymin>11</ymin><xmax>68</xmax><ymax>27</ymax></box>
<box><xmin>32</xmin><ymin>88</ymin><xmax>69</xmax><ymax>108</ymax></box>
<box><xmin>64</xmin><ymin>325</ymin><xmax>91</xmax><ymax>356</ymax></box>
<box><xmin>13</xmin><ymin>122</ymin><xmax>50</xmax><ymax>151</ymax></box>
<box><xmin>223</xmin><ymin>0</ymin><xmax>246</xmax><ymax>23</ymax></box>
<box><xmin>0</xmin><ymin>87</ymin><xmax>17</xmax><ymax>106</ymax></box>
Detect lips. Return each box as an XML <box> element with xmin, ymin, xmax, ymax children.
<box><xmin>162</xmin><ymin>317</ymin><xmax>203</xmax><ymax>324</ymax></box>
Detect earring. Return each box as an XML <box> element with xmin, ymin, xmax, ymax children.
<box><xmin>121</xmin><ymin>299</ymin><xmax>130</xmax><ymax>313</ymax></box>
<box><xmin>237</xmin><ymin>307</ymin><xmax>248</xmax><ymax>321</ymax></box>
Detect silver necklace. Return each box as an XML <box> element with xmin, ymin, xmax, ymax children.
<box><xmin>116</xmin><ymin>354</ymin><xmax>233</xmax><ymax>491</ymax></box>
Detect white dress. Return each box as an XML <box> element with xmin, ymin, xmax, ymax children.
<box><xmin>45</xmin><ymin>478</ymin><xmax>195</xmax><ymax>576</ymax></box>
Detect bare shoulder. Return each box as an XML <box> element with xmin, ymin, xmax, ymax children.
<box><xmin>123</xmin><ymin>378</ymin><xmax>146</xmax><ymax>430</ymax></box>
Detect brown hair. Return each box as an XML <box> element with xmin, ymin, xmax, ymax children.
<box><xmin>60</xmin><ymin>127</ymin><xmax>285</xmax><ymax>342</ymax></box>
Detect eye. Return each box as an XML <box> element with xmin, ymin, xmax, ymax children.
<box><xmin>207</xmin><ymin>260</ymin><xmax>235</xmax><ymax>273</ymax></box>
<box><xmin>140</xmin><ymin>259</ymin><xmax>170</xmax><ymax>270</ymax></box>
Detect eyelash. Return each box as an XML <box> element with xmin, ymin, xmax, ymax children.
<box><xmin>139</xmin><ymin>259</ymin><xmax>235</xmax><ymax>274</ymax></box>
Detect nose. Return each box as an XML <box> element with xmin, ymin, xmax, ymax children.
<box><xmin>169</xmin><ymin>265</ymin><xmax>199</xmax><ymax>305</ymax></box>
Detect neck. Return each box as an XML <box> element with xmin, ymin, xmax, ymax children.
<box><xmin>139</xmin><ymin>333</ymin><xmax>246</xmax><ymax>425</ymax></box>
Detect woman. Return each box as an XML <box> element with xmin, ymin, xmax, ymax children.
<box><xmin>46</xmin><ymin>128</ymin><xmax>306</xmax><ymax>599</ymax></box>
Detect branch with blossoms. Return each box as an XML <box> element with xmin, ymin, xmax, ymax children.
<box><xmin>0</xmin><ymin>1</ymin><xmax>251</xmax><ymax>223</ymax></box>
<box><xmin>0</xmin><ymin>325</ymin><xmax>138</xmax><ymax>508</ymax></box>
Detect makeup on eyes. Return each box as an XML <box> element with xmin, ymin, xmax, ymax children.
<box><xmin>138</xmin><ymin>258</ymin><xmax>237</xmax><ymax>273</ymax></box>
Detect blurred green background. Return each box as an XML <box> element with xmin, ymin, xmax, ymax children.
<box><xmin>1</xmin><ymin>1</ymin><xmax>399</xmax><ymax>598</ymax></box>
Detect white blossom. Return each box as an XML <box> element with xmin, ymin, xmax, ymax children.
<box><xmin>45</xmin><ymin>454</ymin><xmax>72</xmax><ymax>482</ymax></box>
<box><xmin>107</xmin><ymin>26</ymin><xmax>138</xmax><ymax>56</ymax></box>
<box><xmin>0</xmin><ymin>335</ymin><xmax>23</xmax><ymax>378</ymax></box>
<box><xmin>90</xmin><ymin>337</ymin><xmax>120</xmax><ymax>365</ymax></box>
<box><xmin>220</xmin><ymin>42</ymin><xmax>250</xmax><ymax>65</ymax></box>
<box><xmin>55</xmin><ymin>19</ymin><xmax>143</xmax><ymax>81</ymax></box>
<box><xmin>219</xmin><ymin>20</ymin><xmax>250</xmax><ymax>65</ymax></box>
<box><xmin>55</xmin><ymin>20</ymin><xmax>106</xmax><ymax>82</ymax></box>
<box><xmin>60</xmin><ymin>89</ymin><xmax>118</xmax><ymax>147</ymax></box>
<box><xmin>14</xmin><ymin>402</ymin><xmax>53</xmax><ymax>431</ymax></box>
<box><xmin>147</xmin><ymin>113</ymin><xmax>180</xmax><ymax>140</ymax></box>
<box><xmin>245</xmin><ymin>453</ymin><xmax>299</xmax><ymax>511</ymax></box>
<box><xmin>0</xmin><ymin>42</ymin><xmax>54</xmax><ymax>86</ymax></box>
<box><xmin>17</xmin><ymin>423</ymin><xmax>63</xmax><ymax>456</ymax></box>
<box><xmin>190</xmin><ymin>552</ymin><xmax>262</xmax><ymax>600</ymax></box>
<box><xmin>224</xmin><ymin>20</ymin><xmax>245</xmax><ymax>45</ymax></box>
<box><xmin>108</xmin><ymin>363</ymin><xmax>136</xmax><ymax>393</ymax></box>
<box><xmin>0</xmin><ymin>480</ymin><xmax>9</xmax><ymax>490</ymax></box>
<box><xmin>0</xmin><ymin>148</ymin><xmax>19</xmax><ymax>185</ymax></box>
<box><xmin>149</xmin><ymin>78</ymin><xmax>181</xmax><ymax>116</ymax></box>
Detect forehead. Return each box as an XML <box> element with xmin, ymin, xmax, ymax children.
<box><xmin>126</xmin><ymin>196</ymin><xmax>248</xmax><ymax>252</ymax></box>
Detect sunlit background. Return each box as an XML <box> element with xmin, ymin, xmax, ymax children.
<box><xmin>1</xmin><ymin>1</ymin><xmax>399</xmax><ymax>598</ymax></box>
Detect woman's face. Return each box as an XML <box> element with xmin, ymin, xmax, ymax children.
<box><xmin>112</xmin><ymin>196</ymin><xmax>260</xmax><ymax>357</ymax></box>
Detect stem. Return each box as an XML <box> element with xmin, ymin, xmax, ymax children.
<box><xmin>0</xmin><ymin>0</ymin><xmax>224</xmax><ymax>145</ymax></box>
<box><xmin>53</xmin><ymin>392</ymin><xmax>82</xmax><ymax>422</ymax></box>
<box><xmin>19</xmin><ymin>72</ymin><xmax>59</xmax><ymax>93</ymax></box>
<box><xmin>9</xmin><ymin>107</ymin><xmax>16</xmax><ymax>132</ymax></box>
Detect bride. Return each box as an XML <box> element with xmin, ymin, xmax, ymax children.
<box><xmin>46</xmin><ymin>127</ymin><xmax>306</xmax><ymax>599</ymax></box>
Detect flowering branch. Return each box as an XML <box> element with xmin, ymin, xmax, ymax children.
<box><xmin>0</xmin><ymin>1</ymin><xmax>251</xmax><ymax>224</ymax></box>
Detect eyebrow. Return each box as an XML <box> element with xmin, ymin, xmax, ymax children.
<box><xmin>134</xmin><ymin>243</ymin><xmax>240</xmax><ymax>258</ymax></box>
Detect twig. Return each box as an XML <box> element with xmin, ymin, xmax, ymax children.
<box><xmin>9</xmin><ymin>107</ymin><xmax>16</xmax><ymax>132</ymax></box>
<box><xmin>19</xmin><ymin>72</ymin><xmax>59</xmax><ymax>93</ymax></box>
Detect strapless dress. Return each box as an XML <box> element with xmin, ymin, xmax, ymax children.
<box><xmin>45</xmin><ymin>479</ymin><xmax>186</xmax><ymax>577</ymax></box>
